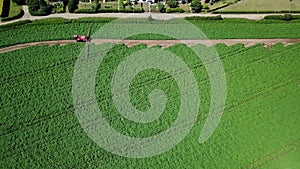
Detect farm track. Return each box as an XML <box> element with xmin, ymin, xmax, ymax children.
<box><xmin>0</xmin><ymin>39</ymin><xmax>300</xmax><ymax>54</ymax></box>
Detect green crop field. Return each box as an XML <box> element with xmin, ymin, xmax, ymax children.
<box><xmin>1</xmin><ymin>18</ymin><xmax>300</xmax><ymax>47</ymax></box>
<box><xmin>0</xmin><ymin>18</ymin><xmax>300</xmax><ymax>168</ymax></box>
<box><xmin>219</xmin><ymin>0</ymin><xmax>300</xmax><ymax>12</ymax></box>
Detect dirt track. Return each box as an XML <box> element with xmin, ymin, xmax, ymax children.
<box><xmin>1</xmin><ymin>39</ymin><xmax>300</xmax><ymax>53</ymax></box>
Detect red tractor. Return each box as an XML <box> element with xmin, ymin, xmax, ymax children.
<box><xmin>73</xmin><ymin>35</ymin><xmax>89</xmax><ymax>42</ymax></box>
<box><xmin>74</xmin><ymin>25</ymin><xmax>92</xmax><ymax>42</ymax></box>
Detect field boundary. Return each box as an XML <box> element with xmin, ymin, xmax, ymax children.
<box><xmin>1</xmin><ymin>38</ymin><xmax>300</xmax><ymax>53</ymax></box>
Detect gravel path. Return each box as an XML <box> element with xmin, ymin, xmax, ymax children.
<box><xmin>1</xmin><ymin>38</ymin><xmax>299</xmax><ymax>53</ymax></box>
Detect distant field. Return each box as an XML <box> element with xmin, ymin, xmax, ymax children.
<box><xmin>219</xmin><ymin>0</ymin><xmax>300</xmax><ymax>12</ymax></box>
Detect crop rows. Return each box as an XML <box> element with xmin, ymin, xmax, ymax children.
<box><xmin>0</xmin><ymin>42</ymin><xmax>299</xmax><ymax>168</ymax></box>
<box><xmin>0</xmin><ymin>43</ymin><xmax>298</xmax><ymax>135</ymax></box>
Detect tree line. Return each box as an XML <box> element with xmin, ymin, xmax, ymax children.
<box><xmin>13</xmin><ymin>0</ymin><xmax>80</xmax><ymax>15</ymax></box>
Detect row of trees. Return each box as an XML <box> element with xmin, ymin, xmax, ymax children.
<box><xmin>157</xmin><ymin>0</ymin><xmax>202</xmax><ymax>13</ymax></box>
<box><xmin>15</xmin><ymin>0</ymin><xmax>80</xmax><ymax>15</ymax></box>
<box><xmin>13</xmin><ymin>0</ymin><xmax>203</xmax><ymax>15</ymax></box>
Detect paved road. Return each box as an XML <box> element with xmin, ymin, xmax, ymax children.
<box><xmin>1</xmin><ymin>5</ymin><xmax>299</xmax><ymax>26</ymax></box>
<box><xmin>1</xmin><ymin>38</ymin><xmax>300</xmax><ymax>53</ymax></box>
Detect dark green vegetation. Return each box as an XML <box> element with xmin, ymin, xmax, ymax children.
<box><xmin>264</xmin><ymin>14</ymin><xmax>300</xmax><ymax>21</ymax></box>
<box><xmin>27</xmin><ymin>0</ymin><xmax>51</xmax><ymax>15</ymax></box>
<box><xmin>191</xmin><ymin>0</ymin><xmax>202</xmax><ymax>13</ymax></box>
<box><xmin>0</xmin><ymin>0</ymin><xmax>10</xmax><ymax>17</ymax></box>
<box><xmin>1</xmin><ymin>41</ymin><xmax>300</xmax><ymax>168</ymax></box>
<box><xmin>1</xmin><ymin>17</ymin><xmax>300</xmax><ymax>48</ymax></box>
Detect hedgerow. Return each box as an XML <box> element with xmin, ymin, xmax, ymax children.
<box><xmin>185</xmin><ymin>15</ymin><xmax>223</xmax><ymax>20</ymax></box>
<box><xmin>213</xmin><ymin>10</ymin><xmax>300</xmax><ymax>14</ymax></box>
<box><xmin>264</xmin><ymin>14</ymin><xmax>300</xmax><ymax>21</ymax></box>
<box><xmin>165</xmin><ymin>7</ymin><xmax>184</xmax><ymax>13</ymax></box>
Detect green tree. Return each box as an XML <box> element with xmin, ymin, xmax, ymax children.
<box><xmin>62</xmin><ymin>0</ymin><xmax>68</xmax><ymax>5</ymax></box>
<box><xmin>26</xmin><ymin>0</ymin><xmax>50</xmax><ymax>14</ymax></box>
<box><xmin>26</xmin><ymin>0</ymin><xmax>41</xmax><ymax>11</ymax></box>
<box><xmin>92</xmin><ymin>0</ymin><xmax>100</xmax><ymax>10</ymax></box>
<box><xmin>190</xmin><ymin>0</ymin><xmax>202</xmax><ymax>13</ymax></box>
<box><xmin>12</xmin><ymin>0</ymin><xmax>26</xmax><ymax>5</ymax></box>
<box><xmin>167</xmin><ymin>0</ymin><xmax>178</xmax><ymax>8</ymax></box>
<box><xmin>158</xmin><ymin>2</ymin><xmax>165</xmax><ymax>13</ymax></box>
<box><xmin>68</xmin><ymin>0</ymin><xmax>79</xmax><ymax>13</ymax></box>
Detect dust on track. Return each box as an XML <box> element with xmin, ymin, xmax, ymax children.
<box><xmin>1</xmin><ymin>39</ymin><xmax>300</xmax><ymax>53</ymax></box>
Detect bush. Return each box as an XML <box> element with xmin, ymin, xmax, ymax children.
<box><xmin>283</xmin><ymin>13</ymin><xmax>292</xmax><ymax>21</ymax></box>
<box><xmin>98</xmin><ymin>8</ymin><xmax>118</xmax><ymax>13</ymax></box>
<box><xmin>74</xmin><ymin>8</ymin><xmax>97</xmax><ymax>13</ymax></box>
<box><xmin>103</xmin><ymin>5</ymin><xmax>112</xmax><ymax>8</ymax></box>
<box><xmin>167</xmin><ymin>0</ymin><xmax>178</xmax><ymax>8</ymax></box>
<box><xmin>92</xmin><ymin>0</ymin><xmax>101</xmax><ymax>10</ymax></box>
<box><xmin>119</xmin><ymin>8</ymin><xmax>133</xmax><ymax>13</ymax></box>
<box><xmin>182</xmin><ymin>0</ymin><xmax>186</xmax><ymax>4</ymax></box>
<box><xmin>27</xmin><ymin>0</ymin><xmax>52</xmax><ymax>16</ymax></box>
<box><xmin>185</xmin><ymin>15</ymin><xmax>223</xmax><ymax>20</ymax></box>
<box><xmin>133</xmin><ymin>7</ymin><xmax>144</xmax><ymax>13</ymax></box>
<box><xmin>51</xmin><ymin>2</ymin><xmax>65</xmax><ymax>13</ymax></box>
<box><xmin>158</xmin><ymin>3</ymin><xmax>165</xmax><ymax>13</ymax></box>
<box><xmin>29</xmin><ymin>7</ymin><xmax>51</xmax><ymax>16</ymax></box>
<box><xmin>12</xmin><ymin>0</ymin><xmax>26</xmax><ymax>5</ymax></box>
<box><xmin>202</xmin><ymin>3</ymin><xmax>209</xmax><ymax>9</ymax></box>
<box><xmin>1</xmin><ymin>10</ymin><xmax>24</xmax><ymax>22</ymax></box>
<box><xmin>68</xmin><ymin>0</ymin><xmax>79</xmax><ymax>13</ymax></box>
<box><xmin>190</xmin><ymin>0</ymin><xmax>202</xmax><ymax>13</ymax></box>
<box><xmin>264</xmin><ymin>14</ymin><xmax>300</xmax><ymax>21</ymax></box>
<box><xmin>166</xmin><ymin>7</ymin><xmax>184</xmax><ymax>13</ymax></box>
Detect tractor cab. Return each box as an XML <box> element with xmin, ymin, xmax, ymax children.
<box><xmin>74</xmin><ymin>25</ymin><xmax>92</xmax><ymax>42</ymax></box>
<box><xmin>74</xmin><ymin>34</ymin><xmax>88</xmax><ymax>42</ymax></box>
